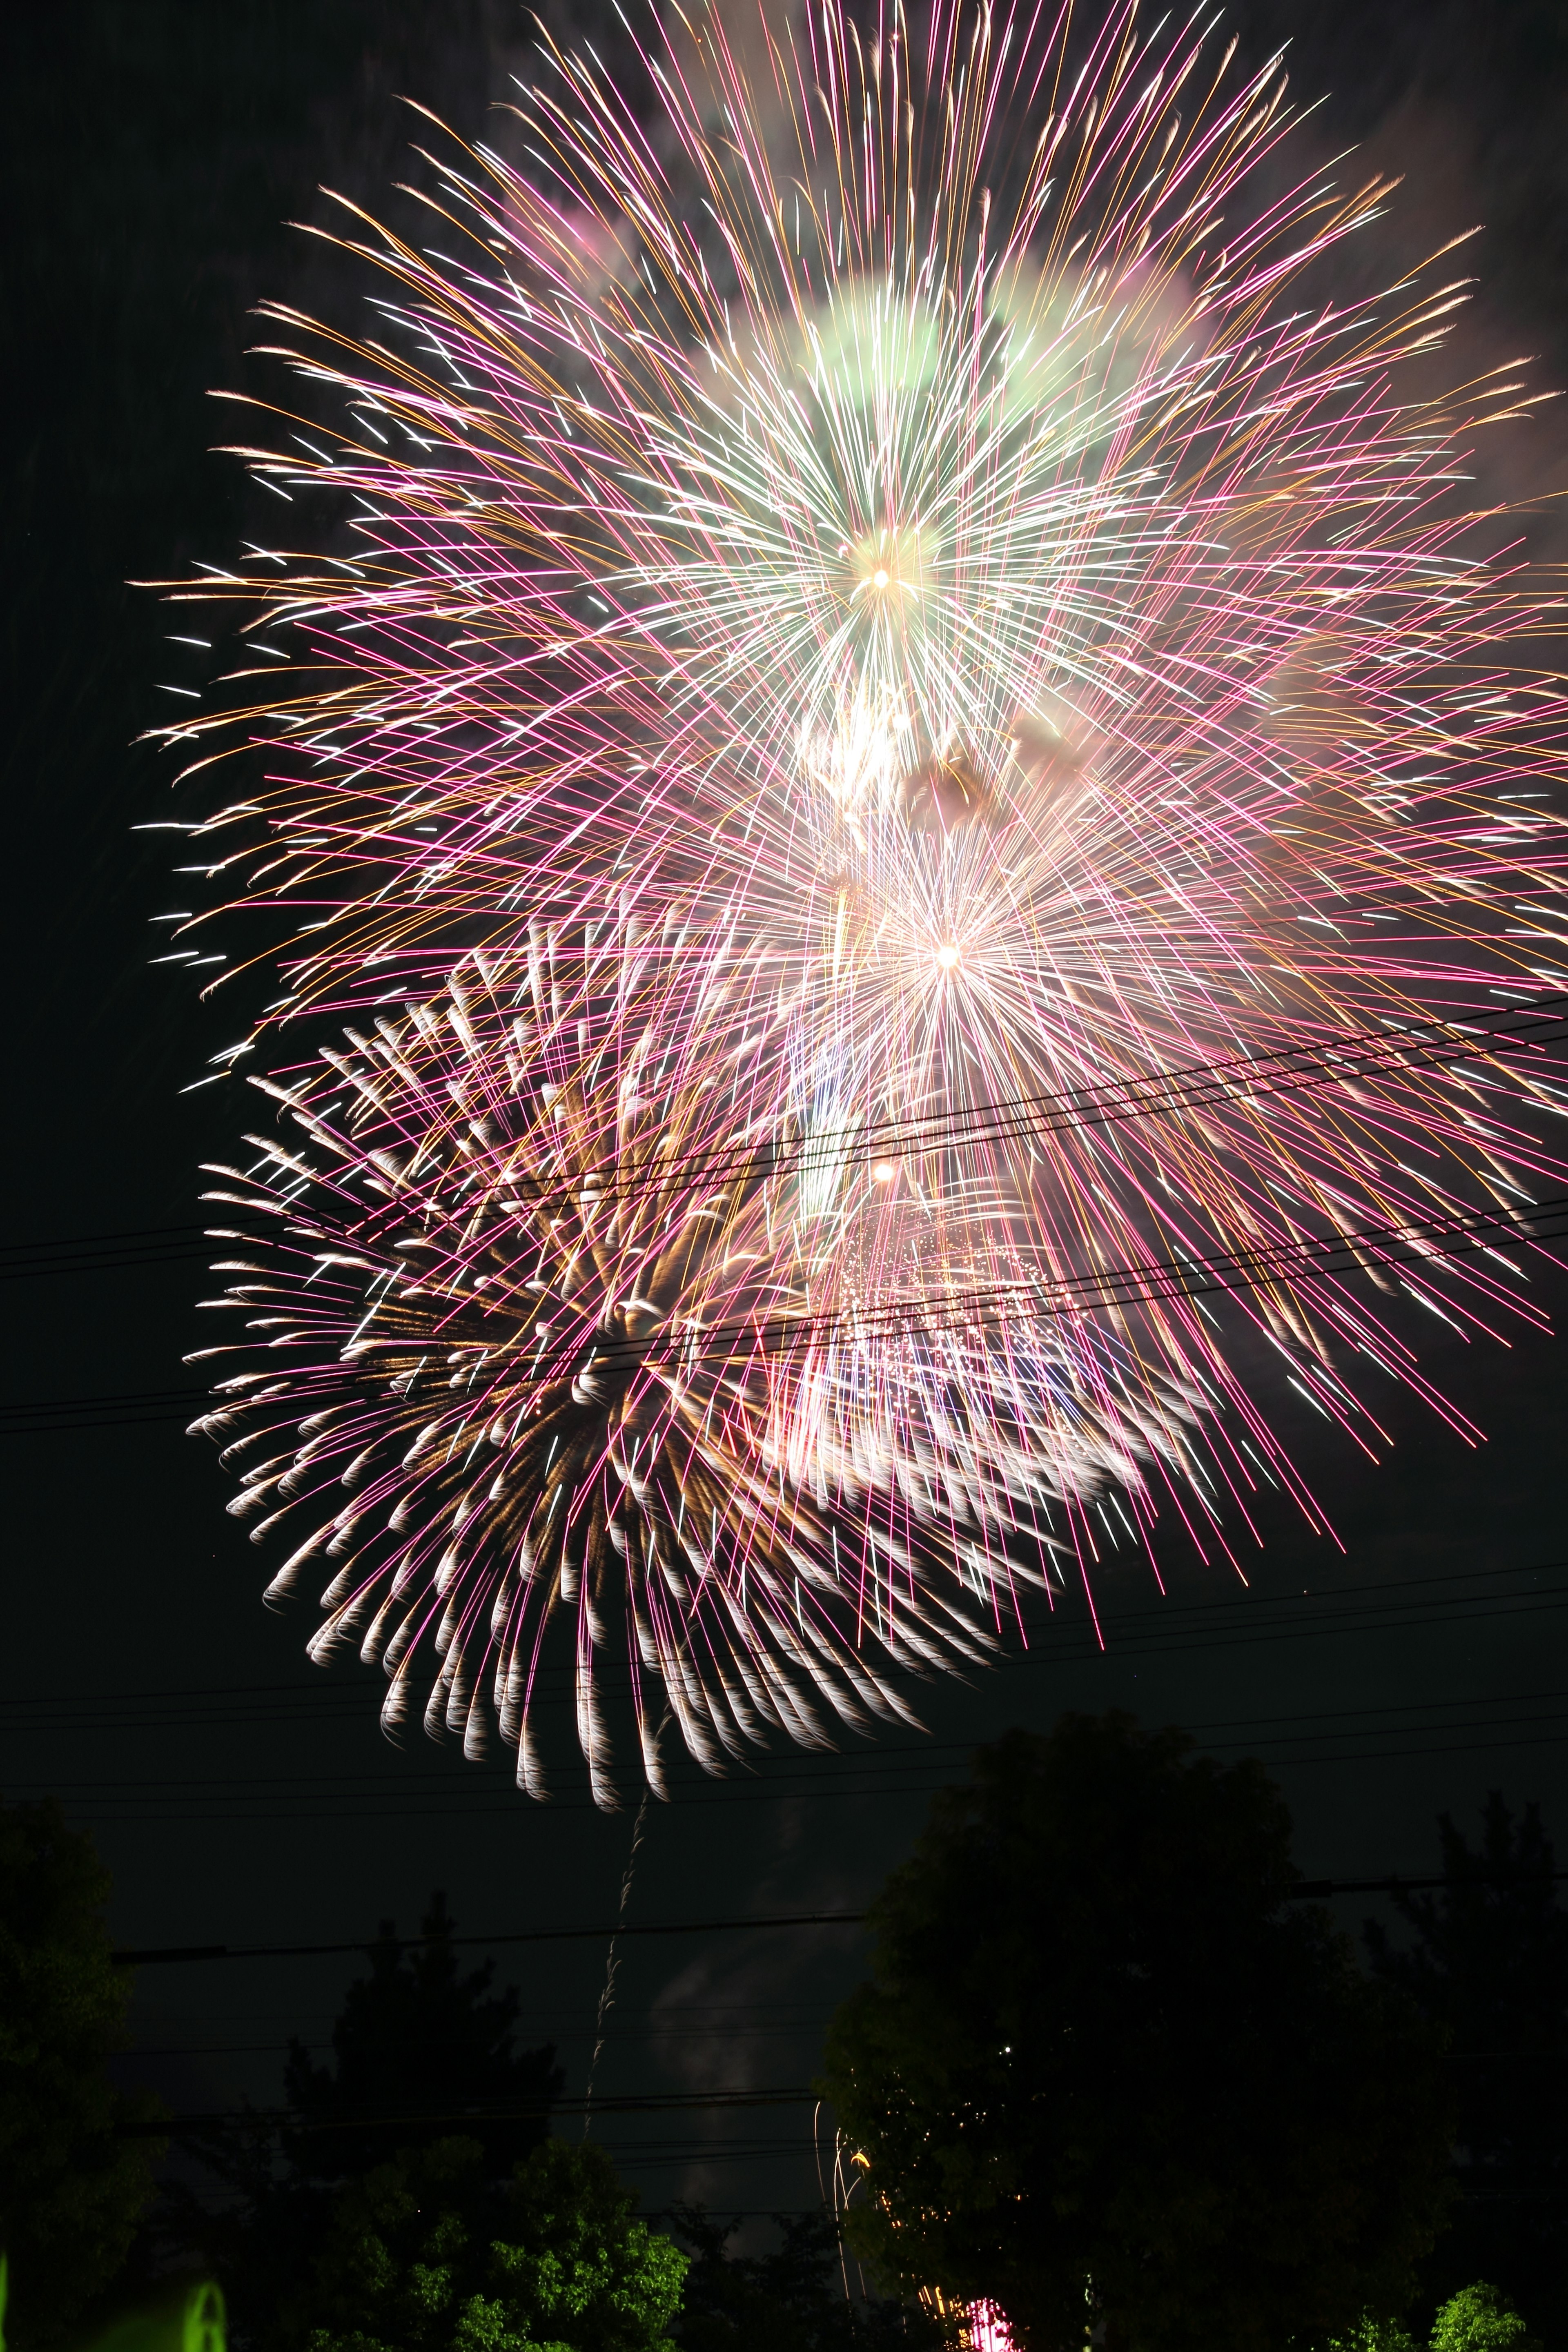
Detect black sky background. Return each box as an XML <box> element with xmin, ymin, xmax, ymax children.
<box><xmin>5</xmin><ymin>0</ymin><xmax>1568</xmax><ymax>2225</ymax></box>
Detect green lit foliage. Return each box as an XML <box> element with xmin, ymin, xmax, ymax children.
<box><xmin>0</xmin><ymin>1797</ymin><xmax>164</xmax><ymax>2349</ymax></box>
<box><xmin>298</xmin><ymin>2135</ymin><xmax>686</xmax><ymax>2352</ymax></box>
<box><xmin>819</xmin><ymin>1716</ymin><xmax>1454</xmax><ymax>2352</ymax></box>
<box><xmin>1329</xmin><ymin>2315</ymin><xmax>1419</xmax><ymax>2352</ymax></box>
<box><xmin>1429</xmin><ymin>2285</ymin><xmax>1543</xmax><ymax>2352</ymax></box>
<box><xmin>1329</xmin><ymin>2291</ymin><xmax>1544</xmax><ymax>2352</ymax></box>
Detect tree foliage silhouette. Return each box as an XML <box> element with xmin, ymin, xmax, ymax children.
<box><xmin>820</xmin><ymin>1715</ymin><xmax>1453</xmax><ymax>2352</ymax></box>
<box><xmin>1364</xmin><ymin>1796</ymin><xmax>1567</xmax><ymax>2348</ymax></box>
<box><xmin>284</xmin><ymin>1891</ymin><xmax>563</xmax><ymax>2176</ymax></box>
<box><xmin>0</xmin><ymin>1797</ymin><xmax>163</xmax><ymax>2350</ymax></box>
<box><xmin>669</xmin><ymin>2207</ymin><xmax>944</xmax><ymax>2352</ymax></box>
<box><xmin>167</xmin><ymin>1892</ymin><xmax>560</xmax><ymax>2350</ymax></box>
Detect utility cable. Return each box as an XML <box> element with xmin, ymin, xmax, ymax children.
<box><xmin>120</xmin><ymin>2084</ymin><xmax>824</xmax><ymax>2136</ymax></box>
<box><xmin>0</xmin><ymin>1225</ymin><xmax>212</xmax><ymax>1281</ymax></box>
<box><xmin>4</xmin><ymin>985</ymin><xmax>1567</xmax><ymax>1277</ymax></box>
<box><xmin>10</xmin><ymin>1181</ymin><xmax>1564</xmax><ymax>1433</ymax></box>
<box><xmin>109</xmin><ymin>1871</ymin><xmax>1568</xmax><ymax>1967</ymax></box>
<box><xmin>489</xmin><ymin>1186</ymin><xmax>1568</xmax><ymax>1381</ymax></box>
<box><xmin>4</xmin><ymin>1559</ymin><xmax>1560</xmax><ymax>1721</ymax></box>
<box><xmin>208</xmin><ymin>984</ymin><xmax>1568</xmax><ymax>1222</ymax></box>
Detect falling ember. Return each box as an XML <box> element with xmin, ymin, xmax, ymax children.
<box><xmin>153</xmin><ymin>0</ymin><xmax>1568</xmax><ymax>1800</ymax></box>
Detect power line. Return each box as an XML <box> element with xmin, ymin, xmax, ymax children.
<box><xmin>122</xmin><ymin>2084</ymin><xmax>824</xmax><ymax>2137</ymax></box>
<box><xmin>18</xmin><ymin>1677</ymin><xmax>1568</xmax><ymax>1822</ymax></box>
<box><xmin>0</xmin><ymin>1224</ymin><xmax>210</xmax><ymax>1282</ymax></box>
<box><xmin>0</xmin><ymin>985</ymin><xmax>1561</xmax><ymax>1437</ymax></box>
<box><xmin>216</xmin><ymin>984</ymin><xmax>1568</xmax><ymax>1221</ymax></box>
<box><xmin>4</xmin><ymin>984</ymin><xmax>1566</xmax><ymax>1275</ymax></box>
<box><xmin>11</xmin><ymin>1565</ymin><xmax>1564</xmax><ymax>1825</ymax></box>
<box><xmin>111</xmin><ymin>1911</ymin><xmax>869</xmax><ymax>1966</ymax></box>
<box><xmin>109</xmin><ymin>1869</ymin><xmax>1568</xmax><ymax>1969</ymax></box>
<box><xmin>0</xmin><ymin>1385</ymin><xmax>209</xmax><ymax>1434</ymax></box>
<box><xmin>500</xmin><ymin>1186</ymin><xmax>1568</xmax><ymax>1379</ymax></box>
<box><xmin>66</xmin><ymin>1734</ymin><xmax>1568</xmax><ymax>1829</ymax></box>
<box><xmin>54</xmin><ymin>1688</ymin><xmax>1568</xmax><ymax>1823</ymax></box>
<box><xmin>0</xmin><ymin>1222</ymin><xmax>202</xmax><ymax>1260</ymax></box>
<box><xmin>129</xmin><ymin>2024</ymin><xmax>824</xmax><ymax>2058</ymax></box>
<box><xmin>224</xmin><ymin>1183</ymin><xmax>1568</xmax><ymax>1375</ymax></box>
<box><xmin>116</xmin><ymin>1987</ymin><xmax>1568</xmax><ymax>2137</ymax></box>
<box><xmin>127</xmin><ymin>2025</ymin><xmax>1568</xmax><ymax>2064</ymax></box>
<box><xmin>59</xmin><ymin>1736</ymin><xmax>1568</xmax><ymax>1828</ymax></box>
<box><xmin>8</xmin><ymin>1185</ymin><xmax>1567</xmax><ymax>1438</ymax></box>
<box><xmin>7</xmin><ymin>1568</ymin><xmax>1566</xmax><ymax>1809</ymax></box>
<box><xmin>4</xmin><ymin>1559</ymin><xmax>1561</xmax><ymax>1720</ymax></box>
<box><xmin>33</xmin><ymin>1698</ymin><xmax>1568</xmax><ymax>1804</ymax></box>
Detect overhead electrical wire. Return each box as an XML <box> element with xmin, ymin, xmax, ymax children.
<box><xmin>8</xmin><ymin>990</ymin><xmax>1565</xmax><ymax>1281</ymax></box>
<box><xmin>4</xmin><ymin>1181</ymin><xmax>1566</xmax><ymax>1437</ymax></box>
<box><xmin>107</xmin><ymin>1859</ymin><xmax>1568</xmax><ymax>1971</ymax></box>
<box><xmin>33</xmin><ymin>1688</ymin><xmax>1568</xmax><ymax>1806</ymax></box>
<box><xmin>213</xmin><ymin>985</ymin><xmax>1568</xmax><ymax>1218</ymax></box>
<box><xmin>0</xmin><ymin>1224</ymin><xmax>214</xmax><ymax>1282</ymax></box>
<box><xmin>3</xmin><ymin>1559</ymin><xmax>1560</xmax><ymax>1702</ymax></box>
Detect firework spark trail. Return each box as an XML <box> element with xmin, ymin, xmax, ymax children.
<box><xmin>156</xmin><ymin>0</ymin><xmax>1568</xmax><ymax>1797</ymax></box>
<box><xmin>190</xmin><ymin>948</ymin><xmax>1142</xmax><ymax>1802</ymax></box>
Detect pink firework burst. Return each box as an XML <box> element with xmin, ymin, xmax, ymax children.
<box><xmin>158</xmin><ymin>0</ymin><xmax>1568</xmax><ymax>1799</ymax></box>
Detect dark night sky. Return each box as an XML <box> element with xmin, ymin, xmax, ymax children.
<box><xmin>5</xmin><ymin>0</ymin><xmax>1568</xmax><ymax>2227</ymax></box>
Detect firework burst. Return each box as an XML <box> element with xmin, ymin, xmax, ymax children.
<box><xmin>161</xmin><ymin>0</ymin><xmax>1568</xmax><ymax>1797</ymax></box>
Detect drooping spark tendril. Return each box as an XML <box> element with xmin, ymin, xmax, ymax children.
<box><xmin>161</xmin><ymin>0</ymin><xmax>1568</xmax><ymax>1800</ymax></box>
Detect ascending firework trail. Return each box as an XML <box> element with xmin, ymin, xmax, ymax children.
<box><xmin>155</xmin><ymin>0</ymin><xmax>1568</xmax><ymax>1800</ymax></box>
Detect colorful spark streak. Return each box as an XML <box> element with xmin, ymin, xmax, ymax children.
<box><xmin>158</xmin><ymin>0</ymin><xmax>1568</xmax><ymax>1799</ymax></box>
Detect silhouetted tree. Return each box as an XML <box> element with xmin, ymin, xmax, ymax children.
<box><xmin>1364</xmin><ymin>1797</ymin><xmax>1567</xmax><ymax>2348</ymax></box>
<box><xmin>820</xmin><ymin>1716</ymin><xmax>1453</xmax><ymax>2352</ymax></box>
<box><xmin>284</xmin><ymin>1890</ymin><xmax>562</xmax><ymax>2176</ymax></box>
<box><xmin>0</xmin><ymin>1797</ymin><xmax>163</xmax><ymax>2349</ymax></box>
<box><xmin>670</xmin><ymin>2206</ymin><xmax>946</xmax><ymax>2352</ymax></box>
<box><xmin>165</xmin><ymin>1892</ymin><xmax>560</xmax><ymax>2350</ymax></box>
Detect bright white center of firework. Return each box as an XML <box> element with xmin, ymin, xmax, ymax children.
<box><xmin>936</xmin><ymin>942</ymin><xmax>962</xmax><ymax>970</ymax></box>
<box><xmin>871</xmin><ymin>1160</ymin><xmax>895</xmax><ymax>1183</ymax></box>
<box><xmin>842</xmin><ymin>523</ymin><xmax>926</xmax><ymax>613</ymax></box>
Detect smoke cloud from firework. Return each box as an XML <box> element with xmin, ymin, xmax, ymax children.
<box><xmin>158</xmin><ymin>0</ymin><xmax>1568</xmax><ymax>1801</ymax></box>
